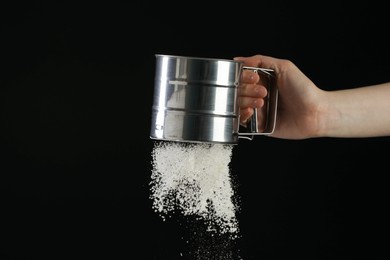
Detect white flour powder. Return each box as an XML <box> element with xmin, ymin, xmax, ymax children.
<box><xmin>150</xmin><ymin>141</ymin><xmax>240</xmax><ymax>235</ymax></box>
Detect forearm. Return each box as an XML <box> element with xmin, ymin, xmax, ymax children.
<box><xmin>322</xmin><ymin>82</ymin><xmax>390</xmax><ymax>138</ymax></box>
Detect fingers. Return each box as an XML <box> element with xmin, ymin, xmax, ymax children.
<box><xmin>239</xmin><ymin>72</ymin><xmax>268</xmax><ymax>109</ymax></box>
<box><xmin>234</xmin><ymin>56</ymin><xmax>261</xmax><ymax>67</ymax></box>
<box><xmin>240</xmin><ymin>69</ymin><xmax>268</xmax><ymax>98</ymax></box>
<box><xmin>240</xmin><ymin>107</ymin><xmax>253</xmax><ymax>125</ymax></box>
<box><xmin>240</xmin><ymin>96</ymin><xmax>265</xmax><ymax>109</ymax></box>
<box><xmin>237</xmin><ymin>56</ymin><xmax>272</xmax><ymax>126</ymax></box>
<box><xmin>240</xmin><ymin>83</ymin><xmax>268</xmax><ymax>98</ymax></box>
<box><xmin>235</xmin><ymin>55</ymin><xmax>279</xmax><ymax>71</ymax></box>
<box><xmin>240</xmin><ymin>69</ymin><xmax>259</xmax><ymax>84</ymax></box>
<box><xmin>239</xmin><ymin>70</ymin><xmax>268</xmax><ymax>122</ymax></box>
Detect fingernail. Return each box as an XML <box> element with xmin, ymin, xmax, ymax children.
<box><xmin>252</xmin><ymin>99</ymin><xmax>258</xmax><ymax>107</ymax></box>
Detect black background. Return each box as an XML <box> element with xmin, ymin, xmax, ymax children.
<box><xmin>1</xmin><ymin>1</ymin><xmax>389</xmax><ymax>259</ymax></box>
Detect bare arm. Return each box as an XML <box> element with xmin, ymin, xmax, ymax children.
<box><xmin>321</xmin><ymin>82</ymin><xmax>390</xmax><ymax>138</ymax></box>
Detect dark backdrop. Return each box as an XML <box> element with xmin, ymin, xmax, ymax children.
<box><xmin>1</xmin><ymin>1</ymin><xmax>389</xmax><ymax>259</ymax></box>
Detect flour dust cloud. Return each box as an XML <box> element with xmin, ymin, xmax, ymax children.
<box><xmin>149</xmin><ymin>141</ymin><xmax>240</xmax><ymax>236</ymax></box>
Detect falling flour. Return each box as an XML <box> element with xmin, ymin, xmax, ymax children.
<box><xmin>149</xmin><ymin>141</ymin><xmax>240</xmax><ymax>236</ymax></box>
